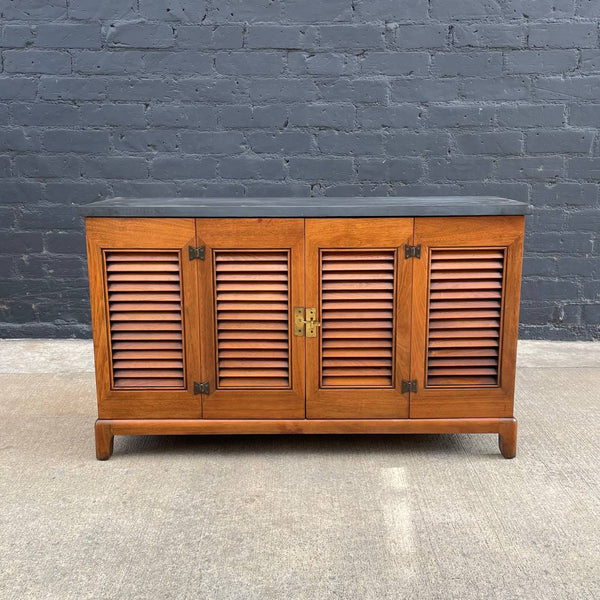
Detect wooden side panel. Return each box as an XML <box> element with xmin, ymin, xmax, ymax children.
<box><xmin>198</xmin><ymin>219</ymin><xmax>305</xmax><ymax>419</ymax></box>
<box><xmin>411</xmin><ymin>216</ymin><xmax>525</xmax><ymax>419</ymax></box>
<box><xmin>86</xmin><ymin>218</ymin><xmax>202</xmax><ymax>419</ymax></box>
<box><xmin>305</xmin><ymin>218</ymin><xmax>413</xmax><ymax>419</ymax></box>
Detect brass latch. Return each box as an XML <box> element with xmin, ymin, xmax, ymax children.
<box><xmin>294</xmin><ymin>307</ymin><xmax>321</xmax><ymax>337</ymax></box>
<box><xmin>401</xmin><ymin>379</ymin><xmax>417</xmax><ymax>394</ymax></box>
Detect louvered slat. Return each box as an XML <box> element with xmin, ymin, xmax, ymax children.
<box><xmin>427</xmin><ymin>248</ymin><xmax>505</xmax><ymax>387</ymax></box>
<box><xmin>106</xmin><ymin>251</ymin><xmax>185</xmax><ymax>389</ymax></box>
<box><xmin>215</xmin><ymin>251</ymin><xmax>290</xmax><ymax>388</ymax></box>
<box><xmin>321</xmin><ymin>250</ymin><xmax>396</xmax><ymax>388</ymax></box>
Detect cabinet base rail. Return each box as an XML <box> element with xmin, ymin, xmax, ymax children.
<box><xmin>95</xmin><ymin>417</ymin><xmax>517</xmax><ymax>461</ymax></box>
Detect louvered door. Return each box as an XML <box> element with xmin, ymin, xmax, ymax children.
<box><xmin>410</xmin><ymin>217</ymin><xmax>525</xmax><ymax>418</ymax></box>
<box><xmin>305</xmin><ymin>219</ymin><xmax>412</xmax><ymax>418</ymax></box>
<box><xmin>86</xmin><ymin>218</ymin><xmax>202</xmax><ymax>418</ymax></box>
<box><xmin>197</xmin><ymin>219</ymin><xmax>305</xmax><ymax>419</ymax></box>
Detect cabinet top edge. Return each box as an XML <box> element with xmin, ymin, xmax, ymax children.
<box><xmin>80</xmin><ymin>196</ymin><xmax>532</xmax><ymax>218</ymax></box>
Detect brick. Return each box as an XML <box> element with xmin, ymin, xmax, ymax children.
<box><xmin>4</xmin><ymin>50</ymin><xmax>71</xmax><ymax>74</ymax></box>
<box><xmin>248</xmin><ymin>132</ymin><xmax>312</xmax><ymax>154</ymax></box>
<box><xmin>11</xmin><ymin>102</ymin><xmax>80</xmax><ymax>126</ymax></box>
<box><xmin>497</xmin><ymin>104</ymin><xmax>565</xmax><ymax>127</ymax></box>
<box><xmin>244</xmin><ymin>182</ymin><xmax>311</xmax><ymax>197</ymax></box>
<box><xmin>567</xmin><ymin>159</ymin><xmax>600</xmax><ymax>180</ymax></box>
<box><xmin>455</xmin><ymin>132</ymin><xmax>522</xmax><ymax>155</ymax></box>
<box><xmin>505</xmin><ymin>51</ymin><xmax>578</xmax><ymax>74</ymax></box>
<box><xmin>453</xmin><ymin>24</ymin><xmax>526</xmax><ymax>48</ymax></box>
<box><xmin>148</xmin><ymin>105</ymin><xmax>216</xmax><ymax>128</ymax></box>
<box><xmin>15</xmin><ymin>155</ymin><xmax>82</xmax><ymax>178</ymax></box>
<box><xmin>112</xmin><ymin>182</ymin><xmax>178</xmax><ymax>197</ymax></box>
<box><xmin>581</xmin><ymin>50</ymin><xmax>600</xmax><ymax>73</ymax></box>
<box><xmin>106</xmin><ymin>78</ymin><xmax>176</xmax><ymax>101</ymax></box>
<box><xmin>582</xmin><ymin>304</ymin><xmax>600</xmax><ymax>324</ymax></box>
<box><xmin>80</xmin><ymin>103</ymin><xmax>146</xmax><ymax>127</ymax></box>
<box><xmin>531</xmin><ymin>183</ymin><xmax>598</xmax><ymax>207</ymax></box>
<box><xmin>0</xmin><ymin>232</ymin><xmax>43</xmax><ymax>254</ymax></box>
<box><xmin>534</xmin><ymin>76</ymin><xmax>600</xmax><ymax>100</ymax></box>
<box><xmin>107</xmin><ymin>22</ymin><xmax>175</xmax><ymax>49</ymax></box>
<box><xmin>1</xmin><ymin>0</ymin><xmax>67</xmax><ymax>20</ymax></box>
<box><xmin>45</xmin><ymin>232</ymin><xmax>86</xmax><ymax>254</ymax></box>
<box><xmin>558</xmin><ymin>257</ymin><xmax>597</xmax><ymax>277</ymax></box>
<box><xmin>391</xmin><ymin>79</ymin><xmax>459</xmax><ymax>102</ymax></box>
<box><xmin>73</xmin><ymin>51</ymin><xmax>145</xmax><ymax>75</ymax></box>
<box><xmin>569</xmin><ymin>104</ymin><xmax>600</xmax><ymax>126</ymax></box>
<box><xmin>180</xmin><ymin>132</ymin><xmax>244</xmax><ymax>154</ymax></box>
<box><xmin>360</xmin><ymin>52</ymin><xmax>428</xmax><ymax>76</ymax></box>
<box><xmin>39</xmin><ymin>76</ymin><xmax>107</xmax><ymax>100</ymax></box>
<box><xmin>496</xmin><ymin>157</ymin><xmax>564</xmax><ymax>181</ymax></box>
<box><xmin>527</xmin><ymin>130</ymin><xmax>594</xmax><ymax>153</ymax></box>
<box><xmin>428</xmin><ymin>157</ymin><xmax>494</xmax><ymax>181</ymax></box>
<box><xmin>426</xmin><ymin>106</ymin><xmax>495</xmax><ymax>128</ymax></box>
<box><xmin>318</xmin><ymin>132</ymin><xmax>384</xmax><ymax>155</ymax></box>
<box><xmin>44</xmin><ymin>182</ymin><xmax>107</xmax><ymax>204</ymax></box>
<box><xmin>433</xmin><ymin>52</ymin><xmax>502</xmax><ymax>77</ymax></box>
<box><xmin>0</xmin><ymin>157</ymin><xmax>11</xmax><ymax>178</ymax></box>
<box><xmin>385</xmin><ymin>132</ymin><xmax>451</xmax><ymax>156</ymax></box>
<box><xmin>69</xmin><ymin>0</ymin><xmax>136</xmax><ymax>19</ymax></box>
<box><xmin>289</xmin><ymin>103</ymin><xmax>355</xmax><ymax>129</ymax></box>
<box><xmin>319</xmin><ymin>26</ymin><xmax>385</xmax><ymax>50</ymax></box>
<box><xmin>0</xmin><ymin>128</ymin><xmax>40</xmax><ymax>151</ymax></box>
<box><xmin>1</xmin><ymin>25</ymin><xmax>36</xmax><ymax>48</ymax></box>
<box><xmin>0</xmin><ymin>77</ymin><xmax>37</xmax><ymax>99</ymax></box>
<box><xmin>529</xmin><ymin>23</ymin><xmax>597</xmax><ymax>48</ymax></box>
<box><xmin>36</xmin><ymin>24</ymin><xmax>101</xmax><ymax>49</ymax></box>
<box><xmin>356</xmin><ymin>0</ymin><xmax>428</xmax><ymax>20</ymax></box>
<box><xmin>523</xmin><ymin>257</ymin><xmax>557</xmax><ymax>277</ymax></box>
<box><xmin>318</xmin><ymin>80</ymin><xmax>388</xmax><ymax>104</ymax></box>
<box><xmin>219</xmin><ymin>157</ymin><xmax>284</xmax><ymax>180</ymax></box>
<box><xmin>249</xmin><ymin>78</ymin><xmax>319</xmax><ymax>102</ymax></box>
<box><xmin>0</xmin><ymin>182</ymin><xmax>43</xmax><ymax>204</ymax></box>
<box><xmin>42</xmin><ymin>129</ymin><xmax>110</xmax><ymax>153</ymax></box>
<box><xmin>216</xmin><ymin>52</ymin><xmax>284</xmax><ymax>76</ymax></box>
<box><xmin>220</xmin><ymin>105</ymin><xmax>287</xmax><ymax>128</ymax></box>
<box><xmin>142</xmin><ymin>51</ymin><xmax>213</xmax><ymax>75</ymax></box>
<box><xmin>246</xmin><ymin>26</ymin><xmax>318</xmax><ymax>50</ymax></box>
<box><xmin>288</xmin><ymin>157</ymin><xmax>353</xmax><ymax>181</ymax></box>
<box><xmin>151</xmin><ymin>156</ymin><xmax>217</xmax><ymax>179</ymax></box>
<box><xmin>177</xmin><ymin>26</ymin><xmax>243</xmax><ymax>49</ymax></box>
<box><xmin>357</xmin><ymin>158</ymin><xmax>423</xmax><ymax>182</ymax></box>
<box><xmin>283</xmin><ymin>0</ymin><xmax>352</xmax><ymax>22</ymax></box>
<box><xmin>393</xmin><ymin>24</ymin><xmax>448</xmax><ymax>49</ymax></box>
<box><xmin>177</xmin><ymin>78</ymin><xmax>246</xmax><ymax>103</ymax></box>
<box><xmin>461</xmin><ymin>77</ymin><xmax>530</xmax><ymax>101</ymax></box>
<box><xmin>521</xmin><ymin>280</ymin><xmax>578</xmax><ymax>301</ymax></box>
<box><xmin>114</xmin><ymin>130</ymin><xmax>178</xmax><ymax>152</ymax></box>
<box><xmin>210</xmin><ymin>0</ymin><xmax>280</xmax><ymax>23</ymax></box>
<box><xmin>139</xmin><ymin>0</ymin><xmax>208</xmax><ymax>22</ymax></box>
<box><xmin>289</xmin><ymin>52</ymin><xmax>358</xmax><ymax>76</ymax></box>
<box><xmin>358</xmin><ymin>105</ymin><xmax>421</xmax><ymax>128</ymax></box>
<box><xmin>82</xmin><ymin>157</ymin><xmax>148</xmax><ymax>180</ymax></box>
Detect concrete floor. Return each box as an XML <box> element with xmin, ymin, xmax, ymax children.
<box><xmin>0</xmin><ymin>339</ymin><xmax>598</xmax><ymax>600</ymax></box>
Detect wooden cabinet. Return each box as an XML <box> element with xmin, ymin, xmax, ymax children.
<box><xmin>83</xmin><ymin>197</ymin><xmax>530</xmax><ymax>460</ymax></box>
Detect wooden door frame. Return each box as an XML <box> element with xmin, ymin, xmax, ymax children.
<box><xmin>197</xmin><ymin>218</ymin><xmax>306</xmax><ymax>419</ymax></box>
<box><xmin>86</xmin><ymin>217</ymin><xmax>202</xmax><ymax>419</ymax></box>
<box><xmin>410</xmin><ymin>216</ymin><xmax>525</xmax><ymax>418</ymax></box>
<box><xmin>305</xmin><ymin>218</ymin><xmax>413</xmax><ymax>419</ymax></box>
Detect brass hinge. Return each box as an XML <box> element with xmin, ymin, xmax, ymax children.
<box><xmin>401</xmin><ymin>379</ymin><xmax>417</xmax><ymax>394</ymax></box>
<box><xmin>194</xmin><ymin>381</ymin><xmax>210</xmax><ymax>395</ymax></box>
<box><xmin>405</xmin><ymin>244</ymin><xmax>421</xmax><ymax>259</ymax></box>
<box><xmin>294</xmin><ymin>307</ymin><xmax>321</xmax><ymax>337</ymax></box>
<box><xmin>189</xmin><ymin>245</ymin><xmax>205</xmax><ymax>261</ymax></box>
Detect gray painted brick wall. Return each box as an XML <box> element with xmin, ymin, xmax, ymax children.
<box><xmin>0</xmin><ymin>0</ymin><xmax>598</xmax><ymax>340</ymax></box>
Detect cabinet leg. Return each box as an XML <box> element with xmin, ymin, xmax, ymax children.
<box><xmin>95</xmin><ymin>420</ymin><xmax>114</xmax><ymax>460</ymax></box>
<box><xmin>498</xmin><ymin>419</ymin><xmax>517</xmax><ymax>459</ymax></box>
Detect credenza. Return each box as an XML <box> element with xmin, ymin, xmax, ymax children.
<box><xmin>81</xmin><ymin>196</ymin><xmax>530</xmax><ymax>460</ymax></box>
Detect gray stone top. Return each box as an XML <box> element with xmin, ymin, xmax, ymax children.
<box><xmin>80</xmin><ymin>196</ymin><xmax>532</xmax><ymax>218</ymax></box>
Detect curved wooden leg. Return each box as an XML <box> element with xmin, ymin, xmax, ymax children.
<box><xmin>498</xmin><ymin>419</ymin><xmax>517</xmax><ymax>459</ymax></box>
<box><xmin>95</xmin><ymin>420</ymin><xmax>114</xmax><ymax>460</ymax></box>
